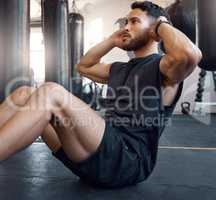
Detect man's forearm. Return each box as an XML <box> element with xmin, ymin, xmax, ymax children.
<box><xmin>77</xmin><ymin>38</ymin><xmax>115</xmax><ymax>68</ymax></box>
<box><xmin>158</xmin><ymin>23</ymin><xmax>202</xmax><ymax>62</ymax></box>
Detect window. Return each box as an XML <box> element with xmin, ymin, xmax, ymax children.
<box><xmin>30</xmin><ymin>28</ymin><xmax>45</xmax><ymax>85</ymax></box>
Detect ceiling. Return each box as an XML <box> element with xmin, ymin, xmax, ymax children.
<box><xmin>31</xmin><ymin>0</ymin><xmax>104</xmax><ymax>20</ymax></box>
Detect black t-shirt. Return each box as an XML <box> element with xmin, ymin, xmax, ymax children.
<box><xmin>105</xmin><ymin>54</ymin><xmax>183</xmax><ymax>172</ymax></box>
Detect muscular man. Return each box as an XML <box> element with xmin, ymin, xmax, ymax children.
<box><xmin>0</xmin><ymin>1</ymin><xmax>202</xmax><ymax>188</ymax></box>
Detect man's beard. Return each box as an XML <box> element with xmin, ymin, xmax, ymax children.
<box><xmin>122</xmin><ymin>33</ymin><xmax>149</xmax><ymax>51</ymax></box>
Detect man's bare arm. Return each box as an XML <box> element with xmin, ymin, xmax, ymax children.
<box><xmin>77</xmin><ymin>63</ymin><xmax>111</xmax><ymax>84</ymax></box>
<box><xmin>154</xmin><ymin>17</ymin><xmax>202</xmax><ymax>86</ymax></box>
<box><xmin>76</xmin><ymin>29</ymin><xmax>128</xmax><ymax>83</ymax></box>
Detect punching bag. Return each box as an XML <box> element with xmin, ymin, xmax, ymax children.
<box><xmin>69</xmin><ymin>12</ymin><xmax>84</xmax><ymax>98</ymax></box>
<box><xmin>42</xmin><ymin>0</ymin><xmax>71</xmax><ymax>90</ymax></box>
<box><xmin>166</xmin><ymin>0</ymin><xmax>196</xmax><ymax>43</ymax></box>
<box><xmin>0</xmin><ymin>0</ymin><xmax>30</xmax><ymax>102</ymax></box>
<box><xmin>0</xmin><ymin>4</ymin><xmax>5</xmax><ymax>102</ymax></box>
<box><xmin>197</xmin><ymin>0</ymin><xmax>216</xmax><ymax>71</ymax></box>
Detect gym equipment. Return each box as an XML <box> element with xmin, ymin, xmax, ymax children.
<box><xmin>195</xmin><ymin>69</ymin><xmax>207</xmax><ymax>102</ymax></box>
<box><xmin>197</xmin><ymin>0</ymin><xmax>216</xmax><ymax>71</ymax></box>
<box><xmin>0</xmin><ymin>4</ymin><xmax>5</xmax><ymax>102</ymax></box>
<box><xmin>213</xmin><ymin>72</ymin><xmax>216</xmax><ymax>91</ymax></box>
<box><xmin>81</xmin><ymin>82</ymin><xmax>99</xmax><ymax>110</ymax></box>
<box><xmin>181</xmin><ymin>102</ymin><xmax>191</xmax><ymax>115</ymax></box>
<box><xmin>0</xmin><ymin>0</ymin><xmax>30</xmax><ymax>102</ymax></box>
<box><xmin>167</xmin><ymin>0</ymin><xmax>216</xmax><ymax>71</ymax></box>
<box><xmin>162</xmin><ymin>0</ymin><xmax>196</xmax><ymax>54</ymax></box>
<box><xmin>42</xmin><ymin>0</ymin><xmax>71</xmax><ymax>90</ymax></box>
<box><xmin>69</xmin><ymin>0</ymin><xmax>84</xmax><ymax>98</ymax></box>
<box><xmin>166</xmin><ymin>0</ymin><xmax>196</xmax><ymax>43</ymax></box>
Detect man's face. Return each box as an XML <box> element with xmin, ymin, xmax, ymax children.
<box><xmin>121</xmin><ymin>8</ymin><xmax>155</xmax><ymax>51</ymax></box>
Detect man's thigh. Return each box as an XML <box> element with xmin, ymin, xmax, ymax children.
<box><xmin>51</xmin><ymin>90</ymin><xmax>106</xmax><ymax>163</ymax></box>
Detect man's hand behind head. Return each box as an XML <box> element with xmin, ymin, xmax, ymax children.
<box><xmin>108</xmin><ymin>29</ymin><xmax>131</xmax><ymax>49</ymax></box>
<box><xmin>148</xmin><ymin>16</ymin><xmax>169</xmax><ymax>42</ymax></box>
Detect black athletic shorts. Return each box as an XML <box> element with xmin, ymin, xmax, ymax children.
<box><xmin>52</xmin><ymin>121</ymin><xmax>147</xmax><ymax>188</ymax></box>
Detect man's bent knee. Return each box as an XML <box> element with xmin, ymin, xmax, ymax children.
<box><xmin>32</xmin><ymin>82</ymin><xmax>67</xmax><ymax>112</ymax></box>
<box><xmin>6</xmin><ymin>86</ymin><xmax>35</xmax><ymax>107</ymax></box>
<box><xmin>39</xmin><ymin>82</ymin><xmax>69</xmax><ymax>109</ymax></box>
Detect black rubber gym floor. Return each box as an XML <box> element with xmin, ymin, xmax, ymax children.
<box><xmin>0</xmin><ymin>115</ymin><xmax>216</xmax><ymax>200</ymax></box>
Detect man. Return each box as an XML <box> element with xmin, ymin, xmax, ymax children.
<box><xmin>0</xmin><ymin>1</ymin><xmax>201</xmax><ymax>188</ymax></box>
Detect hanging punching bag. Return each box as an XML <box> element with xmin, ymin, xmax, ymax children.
<box><xmin>197</xmin><ymin>0</ymin><xmax>216</xmax><ymax>71</ymax></box>
<box><xmin>0</xmin><ymin>4</ymin><xmax>5</xmax><ymax>102</ymax></box>
<box><xmin>0</xmin><ymin>0</ymin><xmax>30</xmax><ymax>102</ymax></box>
<box><xmin>69</xmin><ymin>12</ymin><xmax>84</xmax><ymax>98</ymax></box>
<box><xmin>166</xmin><ymin>0</ymin><xmax>196</xmax><ymax>43</ymax></box>
<box><xmin>42</xmin><ymin>0</ymin><xmax>71</xmax><ymax>90</ymax></box>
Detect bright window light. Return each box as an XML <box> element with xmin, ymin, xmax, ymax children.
<box><xmin>85</xmin><ymin>18</ymin><xmax>103</xmax><ymax>50</ymax></box>
<box><xmin>30</xmin><ymin>28</ymin><xmax>45</xmax><ymax>85</ymax></box>
<box><xmin>84</xmin><ymin>18</ymin><xmax>104</xmax><ymax>86</ymax></box>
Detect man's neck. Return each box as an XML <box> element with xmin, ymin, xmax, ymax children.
<box><xmin>134</xmin><ymin>42</ymin><xmax>159</xmax><ymax>58</ymax></box>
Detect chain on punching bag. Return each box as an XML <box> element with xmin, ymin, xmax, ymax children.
<box><xmin>69</xmin><ymin>0</ymin><xmax>84</xmax><ymax>98</ymax></box>
<box><xmin>42</xmin><ymin>0</ymin><xmax>71</xmax><ymax>90</ymax></box>
<box><xmin>0</xmin><ymin>0</ymin><xmax>30</xmax><ymax>102</ymax></box>
<box><xmin>197</xmin><ymin>0</ymin><xmax>216</xmax><ymax>71</ymax></box>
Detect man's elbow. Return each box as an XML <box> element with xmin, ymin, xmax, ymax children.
<box><xmin>171</xmin><ymin>47</ymin><xmax>202</xmax><ymax>81</ymax></box>
<box><xmin>183</xmin><ymin>46</ymin><xmax>203</xmax><ymax>66</ymax></box>
<box><xmin>75</xmin><ymin>64</ymin><xmax>83</xmax><ymax>74</ymax></box>
<box><xmin>172</xmin><ymin>47</ymin><xmax>202</xmax><ymax>74</ymax></box>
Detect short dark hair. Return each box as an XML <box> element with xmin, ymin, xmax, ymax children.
<box><xmin>131</xmin><ymin>1</ymin><xmax>170</xmax><ymax>22</ymax></box>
